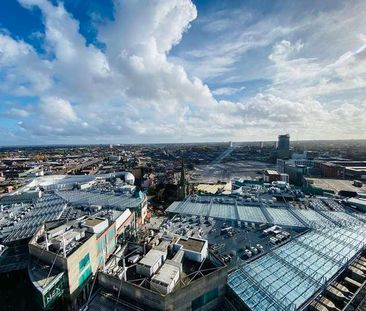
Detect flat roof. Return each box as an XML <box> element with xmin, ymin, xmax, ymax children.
<box><xmin>84</xmin><ymin>217</ymin><xmax>105</xmax><ymax>227</ymax></box>
<box><xmin>265</xmin><ymin>170</ymin><xmax>279</xmax><ymax>175</ymax></box>
<box><xmin>29</xmin><ymin>262</ymin><xmax>64</xmax><ymax>294</ymax></box>
<box><xmin>195</xmin><ymin>183</ymin><xmax>229</xmax><ymax>194</ymax></box>
<box><xmin>151</xmin><ymin>260</ymin><xmax>180</xmax><ymax>286</ymax></box>
<box><xmin>176</xmin><ymin>237</ymin><xmax>205</xmax><ymax>253</ymax></box>
<box><xmin>306</xmin><ymin>178</ymin><xmax>366</xmax><ymax>194</ymax></box>
<box><xmin>138</xmin><ymin>249</ymin><xmax>165</xmax><ymax>268</ymax></box>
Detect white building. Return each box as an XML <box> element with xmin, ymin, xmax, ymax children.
<box><xmin>150</xmin><ymin>259</ymin><xmax>181</xmax><ymax>294</ymax></box>
<box><xmin>173</xmin><ymin>237</ymin><xmax>208</xmax><ymax>263</ymax></box>
<box><xmin>136</xmin><ymin>249</ymin><xmax>167</xmax><ymax>277</ymax></box>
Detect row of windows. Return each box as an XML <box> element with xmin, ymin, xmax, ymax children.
<box><xmin>79</xmin><ymin>253</ymin><xmax>90</xmax><ymax>271</ymax></box>
<box><xmin>97</xmin><ymin>227</ymin><xmax>116</xmax><ymax>253</ymax></box>
<box><xmin>106</xmin><ymin>238</ymin><xmax>116</xmax><ymax>254</ymax></box>
<box><xmin>107</xmin><ymin>227</ymin><xmax>116</xmax><ymax>241</ymax></box>
<box><xmin>97</xmin><ymin>237</ymin><xmax>116</xmax><ymax>254</ymax></box>
<box><xmin>97</xmin><ymin>238</ymin><xmax>105</xmax><ymax>253</ymax></box>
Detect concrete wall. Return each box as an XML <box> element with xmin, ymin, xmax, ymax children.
<box><xmin>98</xmin><ymin>264</ymin><xmax>228</xmax><ymax>311</ymax></box>
<box><xmin>150</xmin><ymin>280</ymin><xmax>169</xmax><ymax>295</ymax></box>
<box><xmin>29</xmin><ymin>243</ymin><xmax>68</xmax><ymax>271</ymax></box>
<box><xmin>67</xmin><ymin>234</ymin><xmax>98</xmax><ymax>297</ymax></box>
<box><xmin>99</xmin><ymin>273</ymin><xmax>165</xmax><ymax>310</ymax></box>
<box><xmin>136</xmin><ymin>250</ymin><xmax>165</xmax><ymax>277</ymax></box>
<box><xmin>165</xmin><ymin>266</ymin><xmax>227</xmax><ymax>311</ymax></box>
<box><xmin>151</xmin><ymin>265</ymin><xmax>180</xmax><ymax>295</ymax></box>
<box><xmin>28</xmin><ymin>227</ymin><xmax>68</xmax><ymax>271</ymax></box>
<box><xmin>136</xmin><ymin>259</ymin><xmax>161</xmax><ymax>277</ymax></box>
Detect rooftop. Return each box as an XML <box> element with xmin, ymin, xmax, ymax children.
<box><xmin>151</xmin><ymin>260</ymin><xmax>180</xmax><ymax>286</ymax></box>
<box><xmin>306</xmin><ymin>178</ymin><xmax>366</xmax><ymax>194</ymax></box>
<box><xmin>138</xmin><ymin>249</ymin><xmax>165</xmax><ymax>268</ymax></box>
<box><xmin>264</xmin><ymin>170</ymin><xmax>279</xmax><ymax>175</ymax></box>
<box><xmin>29</xmin><ymin>261</ymin><xmax>64</xmax><ymax>294</ymax></box>
<box><xmin>166</xmin><ymin>195</ymin><xmax>365</xmax><ymax>229</ymax></box>
<box><xmin>56</xmin><ymin>189</ymin><xmax>143</xmax><ymax>210</ymax></box>
<box><xmin>229</xmin><ymin>224</ymin><xmax>366</xmax><ymax>310</ymax></box>
<box><xmin>87</xmin><ymin>290</ymin><xmax>142</xmax><ymax>311</ymax></box>
<box><xmin>195</xmin><ymin>183</ymin><xmax>230</xmax><ymax>194</ymax></box>
<box><xmin>103</xmin><ymin>241</ymin><xmax>226</xmax><ymax>296</ymax></box>
<box><xmin>176</xmin><ymin>237</ymin><xmax>205</xmax><ymax>253</ymax></box>
<box><xmin>31</xmin><ymin>219</ymin><xmax>94</xmax><ymax>257</ymax></box>
<box><xmin>1</xmin><ymin>192</ymin><xmax>67</xmax><ymax>244</ymax></box>
<box><xmin>83</xmin><ymin>217</ymin><xmax>105</xmax><ymax>227</ymax></box>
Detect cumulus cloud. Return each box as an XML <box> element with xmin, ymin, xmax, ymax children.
<box><xmin>0</xmin><ymin>0</ymin><xmax>365</xmax><ymax>144</ymax></box>
<box><xmin>39</xmin><ymin>97</ymin><xmax>78</xmax><ymax>122</ymax></box>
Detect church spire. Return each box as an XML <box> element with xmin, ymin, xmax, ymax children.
<box><xmin>179</xmin><ymin>158</ymin><xmax>186</xmax><ymax>184</ymax></box>
<box><xmin>177</xmin><ymin>156</ymin><xmax>188</xmax><ymax>200</ymax></box>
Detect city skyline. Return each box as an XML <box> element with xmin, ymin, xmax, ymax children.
<box><xmin>1</xmin><ymin>0</ymin><xmax>366</xmax><ymax>145</ymax></box>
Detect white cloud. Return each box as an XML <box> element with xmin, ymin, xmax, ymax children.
<box><xmin>0</xmin><ymin>0</ymin><xmax>366</xmax><ymax>144</ymax></box>
<box><xmin>4</xmin><ymin>107</ymin><xmax>30</xmax><ymax>118</ymax></box>
<box><xmin>0</xmin><ymin>34</ymin><xmax>32</xmax><ymax>64</ymax></box>
<box><xmin>39</xmin><ymin>97</ymin><xmax>78</xmax><ymax>122</ymax></box>
<box><xmin>0</xmin><ymin>33</ymin><xmax>53</xmax><ymax>95</ymax></box>
<box><xmin>268</xmin><ymin>40</ymin><xmax>304</xmax><ymax>63</ymax></box>
<box><xmin>212</xmin><ymin>86</ymin><xmax>246</xmax><ymax>96</ymax></box>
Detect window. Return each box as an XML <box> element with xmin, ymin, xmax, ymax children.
<box><xmin>107</xmin><ymin>227</ymin><xmax>116</xmax><ymax>241</ymax></box>
<box><xmin>78</xmin><ymin>266</ymin><xmax>91</xmax><ymax>286</ymax></box>
<box><xmin>97</xmin><ymin>238</ymin><xmax>105</xmax><ymax>253</ymax></box>
<box><xmin>192</xmin><ymin>288</ymin><xmax>219</xmax><ymax>310</ymax></box>
<box><xmin>79</xmin><ymin>253</ymin><xmax>90</xmax><ymax>271</ymax></box>
<box><xmin>106</xmin><ymin>238</ymin><xmax>116</xmax><ymax>254</ymax></box>
<box><xmin>97</xmin><ymin>253</ymin><xmax>104</xmax><ymax>267</ymax></box>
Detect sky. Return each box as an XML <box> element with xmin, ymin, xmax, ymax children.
<box><xmin>0</xmin><ymin>0</ymin><xmax>365</xmax><ymax>146</ymax></box>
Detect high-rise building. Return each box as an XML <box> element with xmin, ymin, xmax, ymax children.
<box><xmin>278</xmin><ymin>134</ymin><xmax>290</xmax><ymax>150</ymax></box>
<box><xmin>277</xmin><ymin>134</ymin><xmax>290</xmax><ymax>159</ymax></box>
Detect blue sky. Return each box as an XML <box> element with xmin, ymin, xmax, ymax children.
<box><xmin>0</xmin><ymin>0</ymin><xmax>365</xmax><ymax>145</ymax></box>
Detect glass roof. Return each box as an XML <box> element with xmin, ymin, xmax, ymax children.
<box><xmin>228</xmin><ymin>225</ymin><xmax>366</xmax><ymax>311</ymax></box>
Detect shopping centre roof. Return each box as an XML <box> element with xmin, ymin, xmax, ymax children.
<box><xmin>166</xmin><ymin>196</ymin><xmax>364</xmax><ymax>229</ymax></box>
<box><xmin>228</xmin><ymin>225</ymin><xmax>366</xmax><ymax>311</ymax></box>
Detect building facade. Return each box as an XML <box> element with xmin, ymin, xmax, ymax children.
<box><xmin>28</xmin><ymin>210</ymin><xmax>133</xmax><ymax>310</ymax></box>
